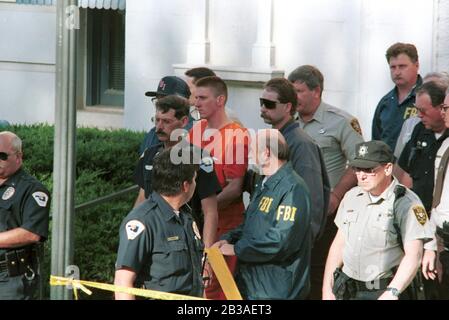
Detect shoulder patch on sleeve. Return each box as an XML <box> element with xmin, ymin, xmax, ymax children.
<box><xmin>200</xmin><ymin>156</ymin><xmax>214</xmax><ymax>173</ymax></box>
<box><xmin>126</xmin><ymin>220</ymin><xmax>146</xmax><ymax>240</ymax></box>
<box><xmin>350</xmin><ymin>118</ymin><xmax>363</xmax><ymax>135</ymax></box>
<box><xmin>32</xmin><ymin>191</ymin><xmax>49</xmax><ymax>207</ymax></box>
<box><xmin>412</xmin><ymin>205</ymin><xmax>427</xmax><ymax>226</ymax></box>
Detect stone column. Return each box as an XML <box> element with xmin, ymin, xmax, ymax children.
<box><xmin>433</xmin><ymin>0</ymin><xmax>449</xmax><ymax>72</ymax></box>
<box><xmin>252</xmin><ymin>0</ymin><xmax>275</xmax><ymax>68</ymax></box>
<box><xmin>186</xmin><ymin>0</ymin><xmax>210</xmax><ymax>64</ymax></box>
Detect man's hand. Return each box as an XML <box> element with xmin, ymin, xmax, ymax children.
<box><xmin>322</xmin><ymin>288</ymin><xmax>336</xmax><ymax>300</ymax></box>
<box><xmin>219</xmin><ymin>244</ymin><xmax>235</xmax><ymax>256</ymax></box>
<box><xmin>422</xmin><ymin>249</ymin><xmax>437</xmax><ymax>280</ymax></box>
<box><xmin>211</xmin><ymin>240</ymin><xmax>229</xmax><ymax>249</ymax></box>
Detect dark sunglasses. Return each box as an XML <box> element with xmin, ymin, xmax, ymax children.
<box><xmin>259</xmin><ymin>98</ymin><xmax>280</xmax><ymax>110</ymax></box>
<box><xmin>0</xmin><ymin>152</ymin><xmax>15</xmax><ymax>161</ymax></box>
<box><xmin>351</xmin><ymin>166</ymin><xmax>382</xmax><ymax>175</ymax></box>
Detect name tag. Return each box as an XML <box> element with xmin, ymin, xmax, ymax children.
<box><xmin>167</xmin><ymin>236</ymin><xmax>179</xmax><ymax>242</ymax></box>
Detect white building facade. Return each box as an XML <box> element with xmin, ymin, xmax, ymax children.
<box><xmin>1</xmin><ymin>0</ymin><xmax>448</xmax><ymax>138</ymax></box>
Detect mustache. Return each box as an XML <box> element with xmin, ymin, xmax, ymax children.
<box><xmin>156</xmin><ymin>131</ymin><xmax>167</xmax><ymax>136</ymax></box>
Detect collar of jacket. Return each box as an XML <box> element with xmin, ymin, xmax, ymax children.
<box><xmin>1</xmin><ymin>168</ymin><xmax>25</xmax><ymax>187</ymax></box>
<box><xmin>149</xmin><ymin>191</ymin><xmax>191</xmax><ymax>222</ymax></box>
<box><xmin>259</xmin><ymin>162</ymin><xmax>293</xmax><ymax>192</ymax></box>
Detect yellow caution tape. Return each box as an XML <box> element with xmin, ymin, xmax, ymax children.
<box><xmin>50</xmin><ymin>246</ymin><xmax>242</xmax><ymax>300</ymax></box>
<box><xmin>50</xmin><ymin>276</ymin><xmax>206</xmax><ymax>300</ymax></box>
<box><xmin>205</xmin><ymin>247</ymin><xmax>242</xmax><ymax>300</ymax></box>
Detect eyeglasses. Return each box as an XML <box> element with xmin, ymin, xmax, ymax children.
<box><xmin>352</xmin><ymin>166</ymin><xmax>382</xmax><ymax>176</ymax></box>
<box><xmin>259</xmin><ymin>98</ymin><xmax>281</xmax><ymax>110</ymax></box>
<box><xmin>440</xmin><ymin>104</ymin><xmax>449</xmax><ymax>113</ymax></box>
<box><xmin>0</xmin><ymin>151</ymin><xmax>17</xmax><ymax>161</ymax></box>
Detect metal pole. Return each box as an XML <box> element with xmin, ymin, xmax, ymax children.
<box><xmin>51</xmin><ymin>0</ymin><xmax>77</xmax><ymax>300</ymax></box>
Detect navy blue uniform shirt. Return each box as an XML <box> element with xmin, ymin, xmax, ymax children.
<box><xmin>116</xmin><ymin>192</ymin><xmax>204</xmax><ymax>297</ymax></box>
<box><xmin>372</xmin><ymin>75</ymin><xmax>423</xmax><ymax>151</ymax></box>
<box><xmin>398</xmin><ymin>123</ymin><xmax>449</xmax><ymax>213</ymax></box>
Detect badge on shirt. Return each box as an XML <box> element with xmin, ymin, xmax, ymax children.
<box><xmin>145</xmin><ymin>165</ymin><xmax>153</xmax><ymax>171</ymax></box>
<box><xmin>412</xmin><ymin>206</ymin><xmax>428</xmax><ymax>226</ymax></box>
<box><xmin>2</xmin><ymin>187</ymin><xmax>15</xmax><ymax>200</ymax></box>
<box><xmin>200</xmin><ymin>156</ymin><xmax>214</xmax><ymax>173</ymax></box>
<box><xmin>350</xmin><ymin>118</ymin><xmax>363</xmax><ymax>135</ymax></box>
<box><xmin>125</xmin><ymin>220</ymin><xmax>145</xmax><ymax>240</ymax></box>
<box><xmin>32</xmin><ymin>191</ymin><xmax>49</xmax><ymax>207</ymax></box>
<box><xmin>192</xmin><ymin>221</ymin><xmax>201</xmax><ymax>240</ymax></box>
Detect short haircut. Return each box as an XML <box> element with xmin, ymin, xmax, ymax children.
<box><xmin>287</xmin><ymin>65</ymin><xmax>324</xmax><ymax>96</ymax></box>
<box><xmin>0</xmin><ymin>131</ymin><xmax>22</xmax><ymax>153</ymax></box>
<box><xmin>155</xmin><ymin>95</ymin><xmax>190</xmax><ymax>120</ymax></box>
<box><xmin>185</xmin><ymin>67</ymin><xmax>216</xmax><ymax>82</ymax></box>
<box><xmin>385</xmin><ymin>42</ymin><xmax>419</xmax><ymax>63</ymax></box>
<box><xmin>264</xmin><ymin>78</ymin><xmax>298</xmax><ymax>116</ymax></box>
<box><xmin>416</xmin><ymin>81</ymin><xmax>447</xmax><ymax>107</ymax></box>
<box><xmin>152</xmin><ymin>147</ymin><xmax>198</xmax><ymax>197</ymax></box>
<box><xmin>194</xmin><ymin>76</ymin><xmax>228</xmax><ymax>101</ymax></box>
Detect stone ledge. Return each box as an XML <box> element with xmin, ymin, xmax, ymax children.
<box><xmin>173</xmin><ymin>64</ymin><xmax>284</xmax><ymax>85</ymax></box>
<box><xmin>77</xmin><ymin>107</ymin><xmax>124</xmax><ymax>129</ymax></box>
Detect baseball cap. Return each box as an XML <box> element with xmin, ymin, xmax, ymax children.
<box><xmin>145</xmin><ymin>76</ymin><xmax>191</xmax><ymax>99</ymax></box>
<box><xmin>349</xmin><ymin>140</ymin><xmax>395</xmax><ymax>169</ymax></box>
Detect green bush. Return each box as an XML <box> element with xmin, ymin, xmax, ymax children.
<box><xmin>4</xmin><ymin>124</ymin><xmax>144</xmax><ymax>299</ymax></box>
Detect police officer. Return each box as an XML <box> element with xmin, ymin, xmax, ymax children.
<box><xmin>396</xmin><ymin>81</ymin><xmax>448</xmax><ymax>214</ymax></box>
<box><xmin>214</xmin><ymin>129</ymin><xmax>312</xmax><ymax>299</ymax></box>
<box><xmin>115</xmin><ymin>148</ymin><xmax>204</xmax><ymax>299</ymax></box>
<box><xmin>395</xmin><ymin>81</ymin><xmax>448</xmax><ymax>299</ymax></box>
<box><xmin>372</xmin><ymin>42</ymin><xmax>422</xmax><ymax>151</ymax></box>
<box><xmin>288</xmin><ymin>65</ymin><xmax>363</xmax><ymax>299</ymax></box>
<box><xmin>322</xmin><ymin>140</ymin><xmax>433</xmax><ymax>300</ymax></box>
<box><xmin>0</xmin><ymin>131</ymin><xmax>50</xmax><ymax>300</ymax></box>
<box><xmin>259</xmin><ymin>77</ymin><xmax>329</xmax><ymax>243</ymax></box>
<box><xmin>422</xmin><ymin>88</ymin><xmax>449</xmax><ymax>299</ymax></box>
<box><xmin>139</xmin><ymin>76</ymin><xmax>192</xmax><ymax>154</ymax></box>
<box><xmin>133</xmin><ymin>95</ymin><xmax>221</xmax><ymax>249</ymax></box>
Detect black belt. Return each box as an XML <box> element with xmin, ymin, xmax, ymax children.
<box><xmin>0</xmin><ymin>248</ymin><xmax>36</xmax><ymax>277</ymax></box>
<box><xmin>349</xmin><ymin>277</ymin><xmax>392</xmax><ymax>292</ymax></box>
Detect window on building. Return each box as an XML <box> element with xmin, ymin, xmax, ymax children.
<box><xmin>14</xmin><ymin>0</ymin><xmax>55</xmax><ymax>4</ymax></box>
<box><xmin>86</xmin><ymin>9</ymin><xmax>125</xmax><ymax>108</ymax></box>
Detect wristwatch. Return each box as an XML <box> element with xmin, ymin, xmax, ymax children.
<box><xmin>386</xmin><ymin>287</ymin><xmax>400</xmax><ymax>297</ymax></box>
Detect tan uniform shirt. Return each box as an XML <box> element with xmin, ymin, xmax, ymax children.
<box><xmin>298</xmin><ymin>101</ymin><xmax>364</xmax><ymax>188</ymax></box>
<box><xmin>335</xmin><ymin>178</ymin><xmax>432</xmax><ymax>281</ymax></box>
